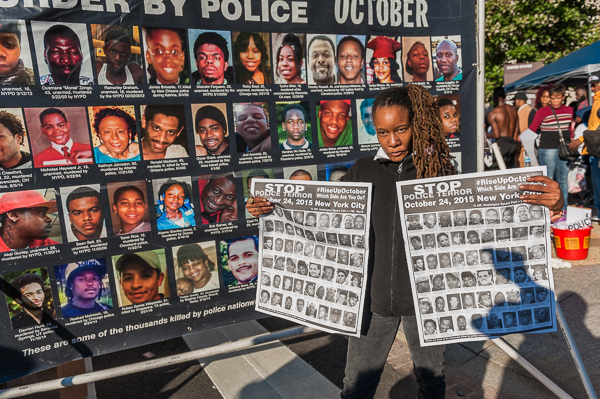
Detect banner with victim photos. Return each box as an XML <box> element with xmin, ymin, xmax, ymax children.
<box><xmin>0</xmin><ymin>0</ymin><xmax>476</xmax><ymax>381</ymax></box>
<box><xmin>397</xmin><ymin>167</ymin><xmax>557</xmax><ymax>346</ymax></box>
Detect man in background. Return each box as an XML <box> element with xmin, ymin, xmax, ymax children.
<box><xmin>514</xmin><ymin>92</ymin><xmax>533</xmax><ymax>167</ymax></box>
<box><xmin>486</xmin><ymin>87</ymin><xmax>518</xmax><ymax>168</ymax></box>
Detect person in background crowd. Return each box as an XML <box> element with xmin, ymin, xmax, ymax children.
<box><xmin>96</xmin><ymin>29</ymin><xmax>143</xmax><ymax>85</ymax></box>
<box><xmin>574</xmin><ymin>85</ymin><xmax>589</xmax><ymax>111</ymax></box>
<box><xmin>486</xmin><ymin>87</ymin><xmax>518</xmax><ymax>168</ymax></box>
<box><xmin>0</xmin><ymin>20</ymin><xmax>34</xmax><ymax>85</ymax></box>
<box><xmin>528</xmin><ymin>84</ymin><xmax>573</xmax><ymax>207</ymax></box>
<box><xmin>514</xmin><ymin>91</ymin><xmax>534</xmax><ymax>167</ymax></box>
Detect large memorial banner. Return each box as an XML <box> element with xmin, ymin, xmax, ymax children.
<box><xmin>0</xmin><ymin>0</ymin><xmax>476</xmax><ymax>382</ymax></box>
<box><xmin>397</xmin><ymin>167</ymin><xmax>557</xmax><ymax>346</ymax></box>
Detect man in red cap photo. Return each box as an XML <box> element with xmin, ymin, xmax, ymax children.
<box><xmin>318</xmin><ymin>99</ymin><xmax>352</xmax><ymax>147</ymax></box>
<box><xmin>0</xmin><ymin>190</ymin><xmax>60</xmax><ymax>252</ymax></box>
<box><xmin>366</xmin><ymin>36</ymin><xmax>402</xmax><ymax>84</ymax></box>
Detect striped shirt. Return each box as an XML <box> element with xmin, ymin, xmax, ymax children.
<box><xmin>529</xmin><ymin>105</ymin><xmax>573</xmax><ymax>149</ymax></box>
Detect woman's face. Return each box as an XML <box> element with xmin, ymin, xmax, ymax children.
<box><xmin>373</xmin><ymin>57</ymin><xmax>391</xmax><ymax>83</ymax></box>
<box><xmin>99</xmin><ymin>116</ymin><xmax>130</xmax><ymax>156</ymax></box>
<box><xmin>439</xmin><ymin>104</ymin><xmax>458</xmax><ymax>135</ymax></box>
<box><xmin>502</xmin><ymin>209</ymin><xmax>513</xmax><ymax>222</ymax></box>
<box><xmin>408</xmin><ymin>43</ymin><xmax>429</xmax><ymax>79</ymax></box>
<box><xmin>278</xmin><ymin>45</ymin><xmax>299</xmax><ymax>82</ymax></box>
<box><xmin>164</xmin><ymin>184</ymin><xmax>185</xmax><ymax>212</ymax></box>
<box><xmin>240</xmin><ymin>36</ymin><xmax>261</xmax><ymax>72</ymax></box>
<box><xmin>540</xmin><ymin>91</ymin><xmax>550</xmax><ymax>107</ymax></box>
<box><xmin>373</xmin><ymin>105</ymin><xmax>413</xmax><ymax>163</ymax></box>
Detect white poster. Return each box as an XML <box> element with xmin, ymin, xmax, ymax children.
<box><xmin>397</xmin><ymin>167</ymin><xmax>556</xmax><ymax>346</ymax></box>
<box><xmin>252</xmin><ymin>179</ymin><xmax>372</xmax><ymax>337</ymax></box>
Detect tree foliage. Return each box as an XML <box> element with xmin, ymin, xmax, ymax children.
<box><xmin>485</xmin><ymin>0</ymin><xmax>600</xmax><ymax>100</ymax></box>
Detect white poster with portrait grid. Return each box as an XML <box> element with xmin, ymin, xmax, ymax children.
<box><xmin>397</xmin><ymin>167</ymin><xmax>556</xmax><ymax>346</ymax></box>
<box><xmin>251</xmin><ymin>179</ymin><xmax>372</xmax><ymax>337</ymax></box>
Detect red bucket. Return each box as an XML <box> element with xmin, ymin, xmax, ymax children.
<box><xmin>552</xmin><ymin>227</ymin><xmax>593</xmax><ymax>260</ymax></box>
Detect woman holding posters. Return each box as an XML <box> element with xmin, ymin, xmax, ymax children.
<box><xmin>91</xmin><ymin>107</ymin><xmax>140</xmax><ymax>163</ymax></box>
<box><xmin>247</xmin><ymin>85</ymin><xmax>565</xmax><ymax>399</ymax></box>
<box><xmin>233</xmin><ymin>32</ymin><xmax>271</xmax><ymax>85</ymax></box>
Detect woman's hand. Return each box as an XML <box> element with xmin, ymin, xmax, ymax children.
<box><xmin>519</xmin><ymin>175</ymin><xmax>564</xmax><ymax>214</ymax></box>
<box><xmin>246</xmin><ymin>197</ymin><xmax>274</xmax><ymax>217</ymax></box>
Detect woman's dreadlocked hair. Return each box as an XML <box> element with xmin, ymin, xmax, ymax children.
<box><xmin>372</xmin><ymin>85</ymin><xmax>457</xmax><ymax>179</ymax></box>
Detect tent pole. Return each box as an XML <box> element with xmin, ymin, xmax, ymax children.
<box><xmin>476</xmin><ymin>0</ymin><xmax>485</xmax><ymax>172</ymax></box>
